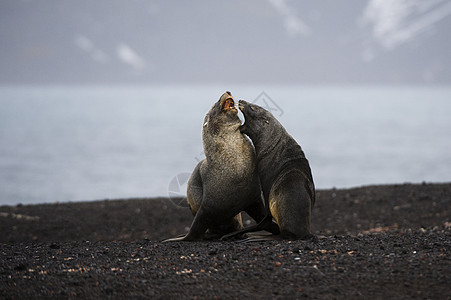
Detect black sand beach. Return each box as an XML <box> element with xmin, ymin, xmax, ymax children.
<box><xmin>1</xmin><ymin>183</ymin><xmax>450</xmax><ymax>299</ymax></box>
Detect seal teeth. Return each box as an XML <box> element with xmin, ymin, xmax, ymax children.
<box><xmin>223</xmin><ymin>98</ymin><xmax>235</xmax><ymax>111</ymax></box>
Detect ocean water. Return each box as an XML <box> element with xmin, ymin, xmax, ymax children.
<box><xmin>0</xmin><ymin>85</ymin><xmax>450</xmax><ymax>205</ymax></box>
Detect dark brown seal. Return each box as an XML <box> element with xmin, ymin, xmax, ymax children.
<box><xmin>228</xmin><ymin>100</ymin><xmax>315</xmax><ymax>239</ymax></box>
<box><xmin>164</xmin><ymin>92</ymin><xmax>267</xmax><ymax>241</ymax></box>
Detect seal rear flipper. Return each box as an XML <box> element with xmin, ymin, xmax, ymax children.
<box><xmin>242</xmin><ymin>196</ymin><xmax>267</xmax><ymax>224</ymax></box>
<box><xmin>220</xmin><ymin>214</ymin><xmax>280</xmax><ymax>241</ymax></box>
<box><xmin>208</xmin><ymin>213</ymin><xmax>243</xmax><ymax>237</ymax></box>
<box><xmin>220</xmin><ymin>196</ymin><xmax>275</xmax><ymax>241</ymax></box>
<box><xmin>236</xmin><ymin>231</ymin><xmax>315</xmax><ymax>243</ymax></box>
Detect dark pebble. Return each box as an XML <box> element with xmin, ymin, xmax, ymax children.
<box><xmin>1</xmin><ymin>183</ymin><xmax>450</xmax><ymax>299</ymax></box>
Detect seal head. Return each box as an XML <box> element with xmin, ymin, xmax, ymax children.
<box><xmin>203</xmin><ymin>91</ymin><xmax>239</xmax><ymax>136</ymax></box>
<box><xmin>238</xmin><ymin>100</ymin><xmax>280</xmax><ymax>146</ymax></box>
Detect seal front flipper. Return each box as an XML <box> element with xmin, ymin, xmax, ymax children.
<box><xmin>162</xmin><ymin>207</ymin><xmax>211</xmax><ymax>242</ymax></box>
<box><xmin>186</xmin><ymin>161</ymin><xmax>204</xmax><ymax>214</ymax></box>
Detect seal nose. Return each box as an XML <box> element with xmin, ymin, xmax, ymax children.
<box><xmin>220</xmin><ymin>91</ymin><xmax>234</xmax><ymax>102</ymax></box>
<box><xmin>238</xmin><ymin>100</ymin><xmax>245</xmax><ymax>111</ymax></box>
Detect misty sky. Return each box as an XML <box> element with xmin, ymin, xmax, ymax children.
<box><xmin>1</xmin><ymin>0</ymin><xmax>451</xmax><ymax>85</ymax></box>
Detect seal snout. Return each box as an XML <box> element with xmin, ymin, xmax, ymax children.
<box><xmin>238</xmin><ymin>100</ymin><xmax>248</xmax><ymax>112</ymax></box>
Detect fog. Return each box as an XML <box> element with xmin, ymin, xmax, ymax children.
<box><xmin>1</xmin><ymin>0</ymin><xmax>450</xmax><ymax>85</ymax></box>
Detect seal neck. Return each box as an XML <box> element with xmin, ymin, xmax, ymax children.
<box><xmin>252</xmin><ymin>130</ymin><xmax>283</xmax><ymax>162</ymax></box>
<box><xmin>202</xmin><ymin>125</ymin><xmax>252</xmax><ymax>168</ymax></box>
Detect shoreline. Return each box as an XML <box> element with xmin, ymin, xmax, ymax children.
<box><xmin>1</xmin><ymin>181</ymin><xmax>448</xmax><ymax>207</ymax></box>
<box><xmin>1</xmin><ymin>182</ymin><xmax>450</xmax><ymax>243</ymax></box>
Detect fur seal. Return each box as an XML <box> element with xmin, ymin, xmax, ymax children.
<box><xmin>164</xmin><ymin>92</ymin><xmax>268</xmax><ymax>241</ymax></box>
<box><xmin>227</xmin><ymin>100</ymin><xmax>315</xmax><ymax>240</ymax></box>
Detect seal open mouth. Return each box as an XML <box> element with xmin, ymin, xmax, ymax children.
<box><xmin>223</xmin><ymin>98</ymin><xmax>235</xmax><ymax>111</ymax></box>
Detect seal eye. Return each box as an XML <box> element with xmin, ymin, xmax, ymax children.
<box><xmin>223</xmin><ymin>98</ymin><xmax>235</xmax><ymax>111</ymax></box>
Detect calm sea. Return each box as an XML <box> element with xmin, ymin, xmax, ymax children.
<box><xmin>0</xmin><ymin>85</ymin><xmax>450</xmax><ymax>205</ymax></box>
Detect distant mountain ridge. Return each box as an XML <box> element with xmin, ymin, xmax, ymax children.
<box><xmin>1</xmin><ymin>0</ymin><xmax>450</xmax><ymax>85</ymax></box>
